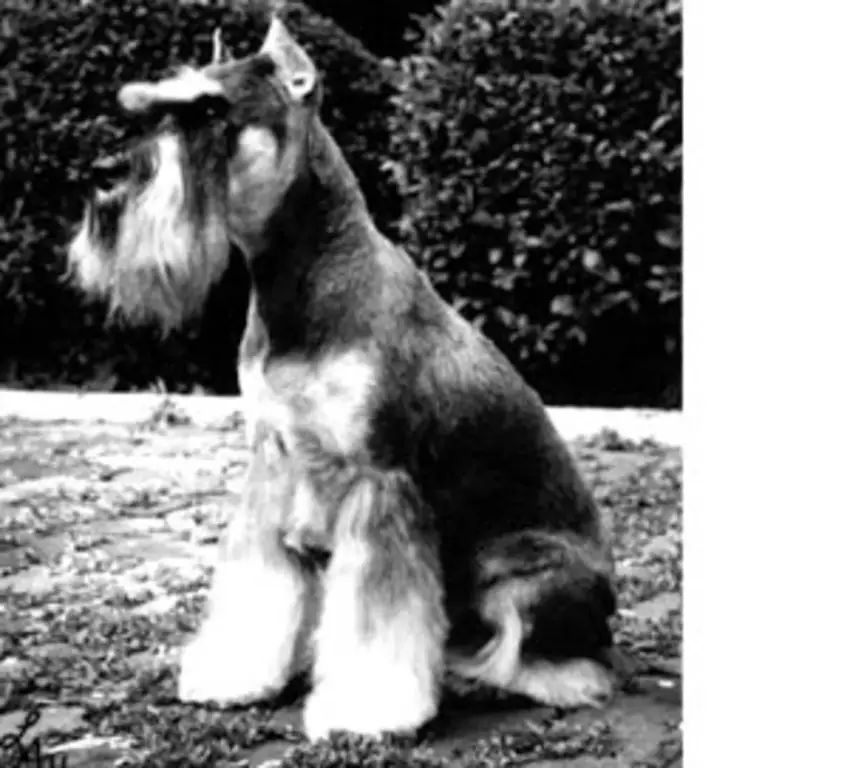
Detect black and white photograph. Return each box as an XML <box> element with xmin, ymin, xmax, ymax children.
<box><xmin>3</xmin><ymin>0</ymin><xmax>689</xmax><ymax>765</ymax></box>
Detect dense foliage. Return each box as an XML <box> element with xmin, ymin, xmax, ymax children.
<box><xmin>389</xmin><ymin>0</ymin><xmax>682</xmax><ymax>406</ymax></box>
<box><xmin>306</xmin><ymin>0</ymin><xmax>443</xmax><ymax>56</ymax></box>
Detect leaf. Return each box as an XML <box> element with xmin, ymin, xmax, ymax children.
<box><xmin>655</xmin><ymin>229</ymin><xmax>681</xmax><ymax>249</ymax></box>
<box><xmin>605</xmin><ymin>199</ymin><xmax>635</xmax><ymax>214</ymax></box>
<box><xmin>582</xmin><ymin>248</ymin><xmax>603</xmax><ymax>271</ymax></box>
<box><xmin>650</xmin><ymin>113</ymin><xmax>673</xmax><ymax>134</ymax></box>
<box><xmin>567</xmin><ymin>326</ymin><xmax>588</xmax><ymax>345</ymax></box>
<box><xmin>474</xmin><ymin>75</ymin><xmax>494</xmax><ymax>92</ymax></box>
<box><xmin>469</xmin><ymin>209</ymin><xmax>497</xmax><ymax>227</ymax></box>
<box><xmin>550</xmin><ymin>296</ymin><xmax>576</xmax><ymax>317</ymax></box>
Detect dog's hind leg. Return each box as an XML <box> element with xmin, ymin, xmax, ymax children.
<box><xmin>448</xmin><ymin>530</ymin><xmax>617</xmax><ymax>710</ymax></box>
<box><xmin>303</xmin><ymin>469</ymin><xmax>448</xmax><ymax>740</ymax></box>
<box><xmin>178</xmin><ymin>427</ymin><xmax>320</xmax><ymax>706</ymax></box>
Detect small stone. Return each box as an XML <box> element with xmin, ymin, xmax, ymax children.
<box><xmin>249</xmin><ymin>741</ymin><xmax>295</xmax><ymax>767</ymax></box>
<box><xmin>0</xmin><ymin>656</ymin><xmax>36</xmax><ymax>681</ymax></box>
<box><xmin>631</xmin><ymin>592</ymin><xmax>682</xmax><ymax>623</ymax></box>
<box><xmin>165</xmin><ymin>510</ymin><xmax>196</xmax><ymax>534</ymax></box>
<box><xmin>191</xmin><ymin>528</ymin><xmax>220</xmax><ymax>545</ymax></box>
<box><xmin>618</xmin><ymin>562</ymin><xmax>655</xmax><ymax>582</ymax></box>
<box><xmin>644</xmin><ymin>536</ymin><xmax>679</xmax><ymax>560</ymax></box>
<box><xmin>0</xmin><ymin>705</ymin><xmax>87</xmax><ymax>742</ymax></box>
<box><xmin>46</xmin><ymin>735</ymin><xmax>135</xmax><ymax>768</ymax></box>
<box><xmin>133</xmin><ymin>593</ymin><xmax>180</xmax><ymax>616</ymax></box>
<box><xmin>26</xmin><ymin>642</ymin><xmax>76</xmax><ymax>661</ymax></box>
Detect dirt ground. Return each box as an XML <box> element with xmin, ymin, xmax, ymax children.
<box><xmin>0</xmin><ymin>405</ymin><xmax>682</xmax><ymax>767</ymax></box>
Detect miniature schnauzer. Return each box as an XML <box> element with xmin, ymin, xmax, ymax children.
<box><xmin>68</xmin><ymin>9</ymin><xmax>619</xmax><ymax>741</ymax></box>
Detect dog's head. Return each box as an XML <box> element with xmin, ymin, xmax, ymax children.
<box><xmin>67</xmin><ymin>13</ymin><xmax>322</xmax><ymax>331</ymax></box>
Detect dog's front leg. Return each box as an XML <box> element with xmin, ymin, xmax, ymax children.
<box><xmin>303</xmin><ymin>470</ymin><xmax>447</xmax><ymax>740</ymax></box>
<box><xmin>179</xmin><ymin>428</ymin><xmax>319</xmax><ymax>706</ymax></box>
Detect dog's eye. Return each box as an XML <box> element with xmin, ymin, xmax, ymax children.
<box><xmin>194</xmin><ymin>94</ymin><xmax>231</xmax><ymax>121</ymax></box>
<box><xmin>168</xmin><ymin>94</ymin><xmax>231</xmax><ymax>130</ymax></box>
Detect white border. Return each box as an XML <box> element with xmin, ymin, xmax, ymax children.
<box><xmin>687</xmin><ymin>0</ymin><xmax>850</xmax><ymax>765</ymax></box>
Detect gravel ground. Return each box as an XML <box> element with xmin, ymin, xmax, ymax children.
<box><xmin>0</xmin><ymin>405</ymin><xmax>682</xmax><ymax>767</ymax></box>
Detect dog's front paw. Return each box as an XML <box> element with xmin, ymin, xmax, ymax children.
<box><xmin>178</xmin><ymin>625</ymin><xmax>293</xmax><ymax>706</ymax></box>
<box><xmin>302</xmin><ymin>680</ymin><xmax>436</xmax><ymax>741</ymax></box>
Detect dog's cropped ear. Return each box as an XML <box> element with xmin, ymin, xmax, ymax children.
<box><xmin>118</xmin><ymin>69</ymin><xmax>226</xmax><ymax>115</ymax></box>
<box><xmin>259</xmin><ymin>14</ymin><xmax>318</xmax><ymax>102</ymax></box>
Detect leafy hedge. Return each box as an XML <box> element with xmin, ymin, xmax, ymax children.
<box><xmin>388</xmin><ymin>0</ymin><xmax>682</xmax><ymax>406</ymax></box>
<box><xmin>0</xmin><ymin>0</ymin><xmax>401</xmax><ymax>391</ymax></box>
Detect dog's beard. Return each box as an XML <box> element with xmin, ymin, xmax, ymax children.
<box><xmin>68</xmin><ymin>128</ymin><xmax>231</xmax><ymax>333</ymax></box>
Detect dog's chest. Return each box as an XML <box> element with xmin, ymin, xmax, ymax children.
<box><xmin>238</xmin><ymin>349</ymin><xmax>377</xmax><ymax>460</ymax></box>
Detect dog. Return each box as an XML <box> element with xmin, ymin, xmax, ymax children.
<box><xmin>67</xmin><ymin>8</ymin><xmax>619</xmax><ymax>741</ymax></box>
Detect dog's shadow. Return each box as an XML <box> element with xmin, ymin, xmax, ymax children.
<box><xmin>256</xmin><ymin>668</ymin><xmax>681</xmax><ymax>756</ymax></box>
<box><xmin>424</xmin><ymin>673</ymin><xmax>681</xmax><ymax>758</ymax></box>
<box><xmin>260</xmin><ymin>672</ymin><xmax>537</xmax><ymax>745</ymax></box>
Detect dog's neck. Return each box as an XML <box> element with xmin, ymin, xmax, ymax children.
<box><xmin>241</xmin><ymin>118</ymin><xmax>391</xmax><ymax>360</ymax></box>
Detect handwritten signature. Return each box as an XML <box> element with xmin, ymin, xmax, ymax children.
<box><xmin>0</xmin><ymin>708</ymin><xmax>68</xmax><ymax>768</ymax></box>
